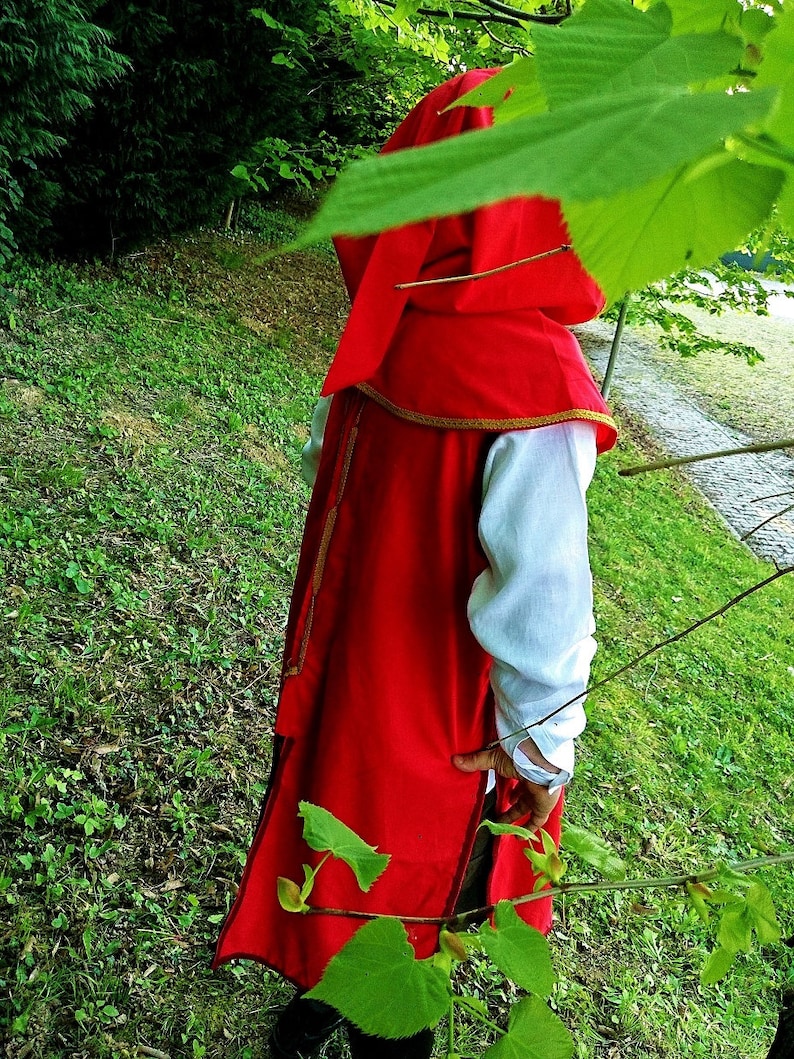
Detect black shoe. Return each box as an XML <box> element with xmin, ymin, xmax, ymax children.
<box><xmin>269</xmin><ymin>993</ymin><xmax>344</xmax><ymax>1058</ymax></box>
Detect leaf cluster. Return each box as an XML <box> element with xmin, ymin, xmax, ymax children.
<box><xmin>308</xmin><ymin>0</ymin><xmax>794</xmax><ymax>304</ymax></box>
<box><xmin>283</xmin><ymin>801</ymin><xmax>791</xmax><ymax>1055</ymax></box>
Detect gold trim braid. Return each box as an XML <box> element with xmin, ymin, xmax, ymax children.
<box><xmin>283</xmin><ymin>398</ymin><xmax>365</xmax><ymax>680</ymax></box>
<box><xmin>356</xmin><ymin>383</ymin><xmax>617</xmax><ymax>434</ymax></box>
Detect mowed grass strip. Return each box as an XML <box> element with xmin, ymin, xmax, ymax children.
<box><xmin>1</xmin><ymin>225</ymin><xmax>792</xmax><ymax>1059</ymax></box>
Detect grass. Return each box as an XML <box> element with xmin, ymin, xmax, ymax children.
<box><xmin>634</xmin><ymin>301</ymin><xmax>794</xmax><ymax>442</ymax></box>
<box><xmin>1</xmin><ymin>212</ymin><xmax>793</xmax><ymax>1059</ymax></box>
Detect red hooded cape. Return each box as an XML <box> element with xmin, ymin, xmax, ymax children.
<box><xmin>214</xmin><ymin>70</ymin><xmax>616</xmax><ymax>990</ymax></box>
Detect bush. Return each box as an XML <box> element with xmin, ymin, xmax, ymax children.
<box><xmin>0</xmin><ymin>0</ymin><xmax>125</xmax><ymax>266</ymax></box>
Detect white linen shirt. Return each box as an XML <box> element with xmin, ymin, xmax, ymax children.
<box><xmin>301</xmin><ymin>397</ymin><xmax>596</xmax><ymax>790</ymax></box>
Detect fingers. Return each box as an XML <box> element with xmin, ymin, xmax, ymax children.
<box><xmin>498</xmin><ymin>784</ymin><xmax>561</xmax><ymax>831</ymax></box>
<box><xmin>452</xmin><ymin>748</ymin><xmax>502</xmax><ymax>774</ymax></box>
<box><xmin>452</xmin><ymin>747</ymin><xmax>561</xmax><ymax>833</ymax></box>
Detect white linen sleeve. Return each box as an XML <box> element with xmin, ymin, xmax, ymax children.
<box><xmin>301</xmin><ymin>395</ymin><xmax>333</xmax><ymax>488</ymax></box>
<box><xmin>467</xmin><ymin>420</ymin><xmax>598</xmax><ymax>789</ymax></box>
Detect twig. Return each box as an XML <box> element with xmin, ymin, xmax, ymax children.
<box><xmin>480</xmin><ymin>19</ymin><xmax>530</xmax><ymax>51</ymax></box>
<box><xmin>742</xmin><ymin>501</ymin><xmax>794</xmax><ymax>541</ymax></box>
<box><xmin>395</xmin><ymin>245</ymin><xmax>570</xmax><ymax>290</ymax></box>
<box><xmin>304</xmin><ymin>850</ymin><xmax>794</xmax><ymax>928</ymax></box>
<box><xmin>619</xmin><ymin>437</ymin><xmax>794</xmax><ymax>476</ymax></box>
<box><xmin>488</xmin><ymin>564</ymin><xmax>794</xmax><ymax>747</ymax></box>
<box><xmin>752</xmin><ymin>488</ymin><xmax>794</xmax><ymax>504</ymax></box>
<box><xmin>379</xmin><ymin>0</ymin><xmax>570</xmax><ymax>25</ymax></box>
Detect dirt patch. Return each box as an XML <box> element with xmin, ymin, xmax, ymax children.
<box><xmin>100</xmin><ymin>408</ymin><xmax>163</xmax><ymax>443</ymax></box>
<box><xmin>242</xmin><ymin>424</ymin><xmax>293</xmax><ymax>471</ymax></box>
<box><xmin>121</xmin><ymin>228</ymin><xmax>348</xmax><ymax>376</ymax></box>
<box><xmin>3</xmin><ymin>378</ymin><xmax>46</xmax><ymax>411</ymax></box>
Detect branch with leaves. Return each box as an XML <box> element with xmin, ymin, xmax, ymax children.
<box><xmin>306</xmin><ymin>0</ymin><xmax>794</xmax><ymax>307</ymax></box>
<box><xmin>277</xmin><ymin>803</ymin><xmax>792</xmax><ymax>1055</ymax></box>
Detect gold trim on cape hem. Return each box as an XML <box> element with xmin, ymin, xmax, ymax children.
<box><xmin>356</xmin><ymin>383</ymin><xmax>617</xmax><ymax>434</ymax></box>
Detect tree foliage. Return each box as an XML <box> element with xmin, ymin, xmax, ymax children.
<box><xmin>3</xmin><ymin>0</ymin><xmax>438</xmax><ymax>257</ymax></box>
<box><xmin>306</xmin><ymin>0</ymin><xmax>794</xmax><ymax>305</ymax></box>
<box><xmin>0</xmin><ymin>1</ymin><xmax>125</xmax><ymax>266</ymax></box>
<box><xmin>282</xmin><ymin>803</ymin><xmax>791</xmax><ymax>1055</ymax></box>
<box><xmin>29</xmin><ymin>0</ymin><xmax>362</xmax><ymax>253</ymax></box>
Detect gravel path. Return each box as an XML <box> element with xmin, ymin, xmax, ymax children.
<box><xmin>578</xmin><ymin>319</ymin><xmax>794</xmax><ymax>569</ymax></box>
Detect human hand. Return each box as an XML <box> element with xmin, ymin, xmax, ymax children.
<box><xmin>451</xmin><ymin>744</ymin><xmax>562</xmax><ymax>830</ymax></box>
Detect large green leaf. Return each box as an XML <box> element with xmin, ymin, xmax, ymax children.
<box><xmin>560</xmin><ymin>822</ymin><xmax>626</xmax><ymax>880</ymax></box>
<box><xmin>563</xmin><ymin>155</ymin><xmax>783</xmax><ymax>301</ymax></box>
<box><xmin>304</xmin><ymin>86</ymin><xmax>774</xmax><ymax>241</ymax></box>
<box><xmin>745</xmin><ymin>881</ymin><xmax>781</xmax><ymax>945</ymax></box>
<box><xmin>306</xmin><ymin>918</ymin><xmax>450</xmax><ymax>1038</ymax></box>
<box><xmin>700</xmin><ymin>945</ymin><xmax>736</xmax><ymax>986</ymax></box>
<box><xmin>484</xmin><ymin>995</ymin><xmax>574</xmax><ymax>1059</ymax></box>
<box><xmin>659</xmin><ymin>0</ymin><xmax>743</xmax><ymax>36</ymax></box>
<box><xmin>755</xmin><ymin>5</ymin><xmax>794</xmax><ymax>147</ymax></box>
<box><xmin>533</xmin><ymin>0</ymin><xmax>671</xmax><ymax>108</ymax></box>
<box><xmin>479</xmin><ymin>901</ymin><xmax>556</xmax><ymax>997</ymax></box>
<box><xmin>298</xmin><ymin>802</ymin><xmax>390</xmax><ymax>892</ymax></box>
<box><xmin>533</xmin><ymin>0</ymin><xmax>742</xmax><ymax>108</ymax></box>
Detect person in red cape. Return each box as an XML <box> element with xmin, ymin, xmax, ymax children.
<box><xmin>214</xmin><ymin>68</ymin><xmax>617</xmax><ymax>1059</ymax></box>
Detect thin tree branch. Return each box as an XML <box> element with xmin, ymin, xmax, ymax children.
<box><xmin>480</xmin><ymin>19</ymin><xmax>530</xmax><ymax>51</ymax></box>
<box><xmin>487</xmin><ymin>565</ymin><xmax>794</xmax><ymax>749</ymax></box>
<box><xmin>752</xmin><ymin>488</ymin><xmax>794</xmax><ymax>504</ymax></box>
<box><xmin>379</xmin><ymin>0</ymin><xmax>570</xmax><ymax>26</ymax></box>
<box><xmin>620</xmin><ymin>437</ymin><xmax>794</xmax><ymax>477</ymax></box>
<box><xmin>378</xmin><ymin>0</ymin><xmax>527</xmax><ymax>27</ymax></box>
<box><xmin>742</xmin><ymin>501</ymin><xmax>794</xmax><ymax>541</ymax></box>
<box><xmin>395</xmin><ymin>245</ymin><xmax>570</xmax><ymax>289</ymax></box>
<box><xmin>478</xmin><ymin>0</ymin><xmax>570</xmax><ymax>24</ymax></box>
<box><xmin>304</xmin><ymin>851</ymin><xmax>794</xmax><ymax>928</ymax></box>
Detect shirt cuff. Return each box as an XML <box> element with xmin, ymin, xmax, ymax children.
<box><xmin>512</xmin><ymin>742</ymin><xmax>571</xmax><ymax>792</ymax></box>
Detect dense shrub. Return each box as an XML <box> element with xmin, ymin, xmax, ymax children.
<box><xmin>0</xmin><ymin>1</ymin><xmax>125</xmax><ymax>266</ymax></box>
<box><xmin>22</xmin><ymin>0</ymin><xmax>409</xmax><ymax>255</ymax></box>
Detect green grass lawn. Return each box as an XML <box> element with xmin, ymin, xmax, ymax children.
<box><xmin>1</xmin><ymin>219</ymin><xmax>793</xmax><ymax>1059</ymax></box>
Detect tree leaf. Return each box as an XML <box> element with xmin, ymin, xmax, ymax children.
<box><xmin>306</xmin><ymin>918</ymin><xmax>449</xmax><ymax>1038</ymax></box>
<box><xmin>564</xmin><ymin>155</ymin><xmax>783</xmax><ymax>301</ymax></box>
<box><xmin>276</xmin><ymin>876</ymin><xmax>305</xmax><ymax>913</ymax></box>
<box><xmin>483</xmin><ymin>995</ymin><xmax>573</xmax><ymax>1059</ymax></box>
<box><xmin>454</xmin><ymin>59</ymin><xmax>547</xmax><ymax>124</ymax></box>
<box><xmin>700</xmin><ymin>945</ymin><xmax>736</xmax><ymax>986</ymax></box>
<box><xmin>479</xmin><ymin>819</ymin><xmax>535</xmax><ymax>843</ymax></box>
<box><xmin>745</xmin><ymin>882</ymin><xmax>781</xmax><ymax>946</ymax></box>
<box><xmin>479</xmin><ymin>901</ymin><xmax>555</xmax><ymax>998</ymax></box>
<box><xmin>686</xmin><ymin>880</ymin><xmax>711</xmax><ymax>924</ymax></box>
<box><xmin>561</xmin><ymin>823</ymin><xmax>626</xmax><ymax>880</ymax></box>
<box><xmin>540</xmin><ymin>829</ymin><xmax>558</xmax><ymax>859</ymax></box>
<box><xmin>302</xmin><ymin>86</ymin><xmax>775</xmax><ymax>242</ymax></box>
<box><xmin>717</xmin><ymin>903</ymin><xmax>753</xmax><ymax>954</ymax></box>
<box><xmin>533</xmin><ymin>0</ymin><xmax>742</xmax><ymax>108</ymax></box>
<box><xmin>754</xmin><ymin>5</ymin><xmax>794</xmax><ymax>147</ymax></box>
<box><xmin>439</xmin><ymin>928</ymin><xmax>468</xmax><ymax>962</ymax></box>
<box><xmin>298</xmin><ymin>802</ymin><xmax>389</xmax><ymax>892</ymax></box>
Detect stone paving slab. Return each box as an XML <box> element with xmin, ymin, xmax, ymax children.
<box><xmin>577</xmin><ymin>319</ymin><xmax>794</xmax><ymax>569</ymax></box>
